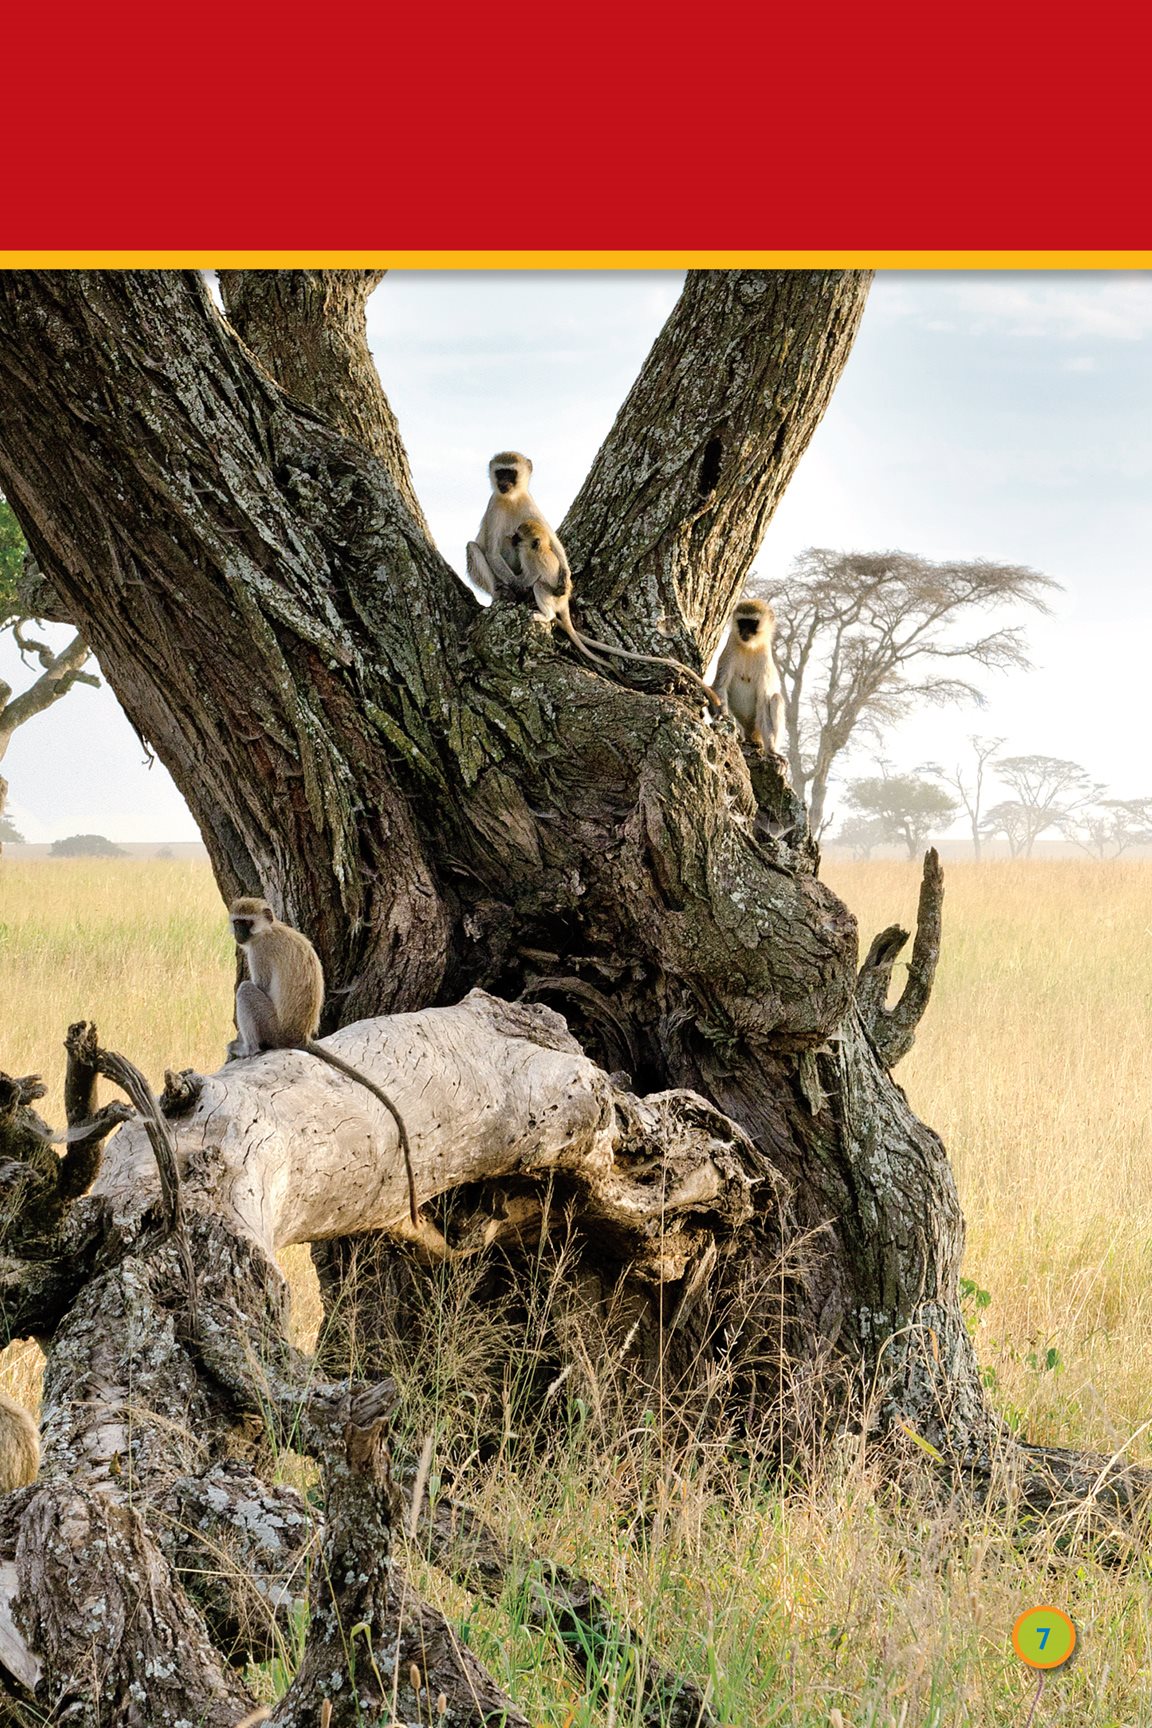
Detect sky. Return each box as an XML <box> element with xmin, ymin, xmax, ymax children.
<box><xmin>3</xmin><ymin>270</ymin><xmax>1150</xmax><ymax>843</ymax></box>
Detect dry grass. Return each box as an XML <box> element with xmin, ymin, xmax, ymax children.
<box><xmin>824</xmin><ymin>857</ymin><xmax>1152</xmax><ymax>1459</ymax></box>
<box><xmin>4</xmin><ymin>852</ymin><xmax>1152</xmax><ymax>1723</ymax></box>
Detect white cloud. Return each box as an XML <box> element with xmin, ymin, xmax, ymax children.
<box><xmin>876</xmin><ymin>273</ymin><xmax>1152</xmax><ymax>342</ymax></box>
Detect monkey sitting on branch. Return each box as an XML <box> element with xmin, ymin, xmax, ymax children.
<box><xmin>466</xmin><ymin>450</ymin><xmax>555</xmax><ymax>599</ymax></box>
<box><xmin>465</xmin><ymin>448</ymin><xmax>720</xmax><ymax>707</ymax></box>
<box><xmin>511</xmin><ymin>518</ymin><xmax>722</xmax><ymax>708</ymax></box>
<box><xmin>712</xmin><ymin>598</ymin><xmax>785</xmax><ymax>755</ymax></box>
<box><xmin>226</xmin><ymin>898</ymin><xmax>419</xmax><ymax>1227</ymax></box>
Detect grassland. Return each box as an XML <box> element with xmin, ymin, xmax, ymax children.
<box><xmin>3</xmin><ymin>854</ymin><xmax>1152</xmax><ymax>1724</ymax></box>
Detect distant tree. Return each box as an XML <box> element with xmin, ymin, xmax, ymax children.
<box><xmin>843</xmin><ymin>773</ymin><xmax>959</xmax><ymax>860</ymax></box>
<box><xmin>979</xmin><ymin>801</ymin><xmax>1031</xmax><ymax>858</ymax></box>
<box><xmin>1</xmin><ymin>494</ymin><xmax>100</xmax><ymax>834</ymax></box>
<box><xmin>833</xmin><ymin>813</ymin><xmax>890</xmax><ymax>859</ymax></box>
<box><xmin>49</xmin><ymin>833</ymin><xmax>125</xmax><ymax>858</ymax></box>
<box><xmin>0</xmin><ymin>810</ymin><xmax>24</xmax><ymax>845</ymax></box>
<box><xmin>982</xmin><ymin>754</ymin><xmax>1096</xmax><ymax>858</ymax></box>
<box><xmin>1062</xmin><ymin>797</ymin><xmax>1152</xmax><ymax>859</ymax></box>
<box><xmin>755</xmin><ymin>551</ymin><xmax>1057</xmax><ymax>834</ymax></box>
<box><xmin>922</xmin><ymin>735</ymin><xmax>1004</xmax><ymax>861</ymax></box>
<box><xmin>155</xmin><ymin>846</ymin><xmax>175</xmax><ymax>859</ymax></box>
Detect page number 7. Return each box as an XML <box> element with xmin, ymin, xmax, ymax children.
<box><xmin>1037</xmin><ymin>1628</ymin><xmax>1050</xmax><ymax>1649</ymax></box>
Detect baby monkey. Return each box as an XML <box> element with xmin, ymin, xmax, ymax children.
<box><xmin>227</xmin><ymin>898</ymin><xmax>418</xmax><ymax>1227</ymax></box>
<box><xmin>512</xmin><ymin>518</ymin><xmax>721</xmax><ymax>708</ymax></box>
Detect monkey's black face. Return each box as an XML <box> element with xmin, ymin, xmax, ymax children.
<box><xmin>231</xmin><ymin>919</ymin><xmax>253</xmax><ymax>944</ymax></box>
<box><xmin>495</xmin><ymin>467</ymin><xmax>518</xmax><ymax>493</ymax></box>
<box><xmin>737</xmin><ymin>618</ymin><xmax>761</xmax><ymax>641</ymax></box>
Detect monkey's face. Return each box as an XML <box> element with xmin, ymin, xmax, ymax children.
<box><xmin>229</xmin><ymin>899</ymin><xmax>274</xmax><ymax>945</ymax></box>
<box><xmin>734</xmin><ymin>601</ymin><xmax>773</xmax><ymax>643</ymax></box>
<box><xmin>490</xmin><ymin>451</ymin><xmax>531</xmax><ymax>495</ymax></box>
<box><xmin>512</xmin><ymin>519</ymin><xmax>547</xmax><ymax>556</ymax></box>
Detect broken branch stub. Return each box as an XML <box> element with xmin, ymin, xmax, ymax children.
<box><xmin>856</xmin><ymin>848</ymin><xmax>945</xmax><ymax>1067</ymax></box>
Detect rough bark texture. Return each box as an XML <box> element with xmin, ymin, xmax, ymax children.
<box><xmin>217</xmin><ymin>268</ymin><xmax>432</xmax><ymax>541</ymax></box>
<box><xmin>857</xmin><ymin>847</ymin><xmax>945</xmax><ymax>1066</ymax></box>
<box><xmin>0</xmin><ymin>266</ymin><xmax>1060</xmax><ymax>1712</ymax></box>
<box><xmin>0</xmin><ymin>1011</ymin><xmax>764</xmax><ymax>1720</ymax></box>
<box><xmin>561</xmin><ymin>271</ymin><xmax>872</xmax><ymax>670</ymax></box>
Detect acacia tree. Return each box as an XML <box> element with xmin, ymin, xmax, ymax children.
<box><xmin>982</xmin><ymin>754</ymin><xmax>1096</xmax><ymax>857</ymax></box>
<box><xmin>0</xmin><ymin>271</ymin><xmax>1137</xmax><ymax>1724</ymax></box>
<box><xmin>923</xmin><ymin>734</ymin><xmax>1004</xmax><ymax>861</ymax></box>
<box><xmin>843</xmin><ymin>773</ymin><xmax>959</xmax><ymax>860</ymax></box>
<box><xmin>1062</xmin><ymin>796</ymin><xmax>1152</xmax><ymax>858</ymax></box>
<box><xmin>757</xmin><ymin>550</ymin><xmax>1057</xmax><ymax>834</ymax></box>
<box><xmin>833</xmin><ymin>812</ymin><xmax>889</xmax><ymax>858</ymax></box>
<box><xmin>0</xmin><ymin>497</ymin><xmax>99</xmax><ymax>844</ymax></box>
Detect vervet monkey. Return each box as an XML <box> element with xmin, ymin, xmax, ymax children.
<box><xmin>712</xmin><ymin>599</ymin><xmax>784</xmax><ymax>753</ymax></box>
<box><xmin>0</xmin><ymin>1389</ymin><xmax>38</xmax><ymax>1494</ymax></box>
<box><xmin>227</xmin><ymin>898</ymin><xmax>419</xmax><ymax>1228</ymax></box>
<box><xmin>511</xmin><ymin>519</ymin><xmax>722</xmax><ymax>707</ymax></box>
<box><xmin>466</xmin><ymin>451</ymin><xmax>568</xmax><ymax>598</ymax></box>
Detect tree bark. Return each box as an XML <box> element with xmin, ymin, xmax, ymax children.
<box><xmin>0</xmin><ymin>267</ymin><xmax>1044</xmax><ymax>1707</ymax></box>
<box><xmin>217</xmin><ymin>268</ymin><xmax>432</xmax><ymax>542</ymax></box>
<box><xmin>561</xmin><ymin>270</ymin><xmax>871</xmax><ymax>672</ymax></box>
<box><xmin>0</xmin><ymin>265</ymin><xmax>996</xmax><ymax>1433</ymax></box>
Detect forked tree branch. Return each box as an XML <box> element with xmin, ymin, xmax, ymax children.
<box><xmin>0</xmin><ymin>630</ymin><xmax>96</xmax><ymax>740</ymax></box>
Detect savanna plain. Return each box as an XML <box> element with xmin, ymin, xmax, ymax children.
<box><xmin>2</xmin><ymin>855</ymin><xmax>1151</xmax><ymax>1726</ymax></box>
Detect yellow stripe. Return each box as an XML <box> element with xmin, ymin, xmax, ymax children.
<box><xmin>0</xmin><ymin>250</ymin><xmax>1150</xmax><ymax>270</ymax></box>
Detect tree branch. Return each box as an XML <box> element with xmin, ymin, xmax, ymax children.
<box><xmin>856</xmin><ymin>848</ymin><xmax>944</xmax><ymax>1066</ymax></box>
<box><xmin>217</xmin><ymin>269</ymin><xmax>432</xmax><ymax>541</ymax></box>
<box><xmin>86</xmin><ymin>991</ymin><xmax>757</xmax><ymax>1266</ymax></box>
<box><xmin>273</xmin><ymin>1382</ymin><xmax>529</xmax><ymax>1728</ymax></box>
<box><xmin>0</xmin><ymin>630</ymin><xmax>96</xmax><ymax>735</ymax></box>
<box><xmin>562</xmin><ymin>270</ymin><xmax>872</xmax><ymax>663</ymax></box>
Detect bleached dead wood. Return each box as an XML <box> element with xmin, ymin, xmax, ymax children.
<box><xmin>91</xmin><ymin>989</ymin><xmax>756</xmax><ymax>1267</ymax></box>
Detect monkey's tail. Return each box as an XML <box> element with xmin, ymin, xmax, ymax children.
<box><xmin>569</xmin><ymin>628</ymin><xmax>722</xmax><ymax>710</ymax></box>
<box><xmin>556</xmin><ymin>617</ymin><xmax>614</xmax><ymax>669</ymax></box>
<box><xmin>305</xmin><ymin>1043</ymin><xmax>419</xmax><ymax>1228</ymax></box>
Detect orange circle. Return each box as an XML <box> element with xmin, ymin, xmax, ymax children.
<box><xmin>1012</xmin><ymin>1605</ymin><xmax>1076</xmax><ymax>1669</ymax></box>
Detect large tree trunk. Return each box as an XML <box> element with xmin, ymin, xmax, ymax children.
<box><xmin>0</xmin><ymin>266</ymin><xmax>1083</xmax><ymax>1712</ymax></box>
